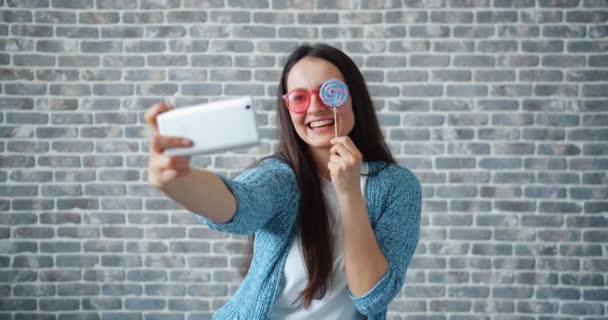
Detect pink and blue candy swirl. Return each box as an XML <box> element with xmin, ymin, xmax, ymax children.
<box><xmin>320</xmin><ymin>79</ymin><xmax>349</xmax><ymax>108</ymax></box>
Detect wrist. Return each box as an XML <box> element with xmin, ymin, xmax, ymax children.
<box><xmin>337</xmin><ymin>189</ymin><xmax>364</xmax><ymax>205</ymax></box>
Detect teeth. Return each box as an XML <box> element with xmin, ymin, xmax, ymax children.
<box><xmin>309</xmin><ymin>119</ymin><xmax>334</xmax><ymax>128</ymax></box>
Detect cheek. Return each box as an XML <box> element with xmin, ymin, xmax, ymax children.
<box><xmin>289</xmin><ymin>113</ymin><xmax>307</xmax><ymax>131</ymax></box>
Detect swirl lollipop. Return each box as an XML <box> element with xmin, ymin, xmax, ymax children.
<box><xmin>320</xmin><ymin>79</ymin><xmax>349</xmax><ymax>137</ymax></box>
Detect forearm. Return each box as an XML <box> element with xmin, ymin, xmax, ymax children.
<box><xmin>160</xmin><ymin>168</ymin><xmax>236</xmax><ymax>223</ymax></box>
<box><xmin>339</xmin><ymin>191</ymin><xmax>389</xmax><ymax>296</ymax></box>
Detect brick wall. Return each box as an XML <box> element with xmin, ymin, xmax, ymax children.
<box><xmin>1</xmin><ymin>0</ymin><xmax>607</xmax><ymax>319</ymax></box>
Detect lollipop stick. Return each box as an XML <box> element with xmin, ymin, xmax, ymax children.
<box><xmin>334</xmin><ymin>107</ymin><xmax>337</xmax><ymax>138</ymax></box>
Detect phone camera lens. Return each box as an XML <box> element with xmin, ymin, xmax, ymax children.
<box><xmin>246</xmin><ymin>105</ymin><xmax>250</xmax><ymax>109</ymax></box>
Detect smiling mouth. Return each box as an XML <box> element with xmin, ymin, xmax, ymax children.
<box><xmin>308</xmin><ymin>119</ymin><xmax>335</xmax><ymax>129</ymax></box>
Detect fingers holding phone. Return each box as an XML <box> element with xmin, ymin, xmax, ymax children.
<box><xmin>145</xmin><ymin>103</ymin><xmax>193</xmax><ymax>189</ymax></box>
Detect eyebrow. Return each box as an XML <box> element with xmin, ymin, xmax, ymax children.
<box><xmin>289</xmin><ymin>84</ymin><xmax>323</xmax><ymax>91</ymax></box>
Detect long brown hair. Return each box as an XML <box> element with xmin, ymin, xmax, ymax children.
<box><xmin>242</xmin><ymin>43</ymin><xmax>396</xmax><ymax>308</ymax></box>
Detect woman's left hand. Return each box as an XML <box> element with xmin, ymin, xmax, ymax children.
<box><xmin>328</xmin><ymin>136</ymin><xmax>363</xmax><ymax>196</ymax></box>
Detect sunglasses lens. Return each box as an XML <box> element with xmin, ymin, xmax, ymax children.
<box><xmin>286</xmin><ymin>90</ymin><xmax>310</xmax><ymax>113</ymax></box>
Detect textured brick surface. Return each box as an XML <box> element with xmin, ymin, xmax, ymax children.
<box><xmin>1</xmin><ymin>0</ymin><xmax>607</xmax><ymax>319</ymax></box>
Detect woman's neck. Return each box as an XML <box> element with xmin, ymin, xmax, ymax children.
<box><xmin>309</xmin><ymin>147</ymin><xmax>331</xmax><ymax>181</ymax></box>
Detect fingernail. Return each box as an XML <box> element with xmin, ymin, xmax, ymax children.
<box><xmin>182</xmin><ymin>139</ymin><xmax>191</xmax><ymax>145</ymax></box>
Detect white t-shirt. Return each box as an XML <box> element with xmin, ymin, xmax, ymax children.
<box><xmin>269</xmin><ymin>163</ymin><xmax>369</xmax><ymax>320</ymax></box>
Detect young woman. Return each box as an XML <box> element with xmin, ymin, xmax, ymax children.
<box><xmin>145</xmin><ymin>43</ymin><xmax>421</xmax><ymax>320</ymax></box>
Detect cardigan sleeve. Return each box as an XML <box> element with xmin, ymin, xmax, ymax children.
<box><xmin>348</xmin><ymin>166</ymin><xmax>422</xmax><ymax>316</ymax></box>
<box><xmin>195</xmin><ymin>158</ymin><xmax>298</xmax><ymax>235</ymax></box>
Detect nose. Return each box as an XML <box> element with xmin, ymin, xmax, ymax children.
<box><xmin>307</xmin><ymin>92</ymin><xmax>325</xmax><ymax>114</ymax></box>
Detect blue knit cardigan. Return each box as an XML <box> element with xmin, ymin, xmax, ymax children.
<box><xmin>196</xmin><ymin>158</ymin><xmax>421</xmax><ymax>320</ymax></box>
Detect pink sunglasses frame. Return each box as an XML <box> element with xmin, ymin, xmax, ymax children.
<box><xmin>282</xmin><ymin>88</ymin><xmax>331</xmax><ymax>114</ymax></box>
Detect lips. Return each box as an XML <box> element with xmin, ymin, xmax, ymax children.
<box><xmin>307</xmin><ymin>117</ymin><xmax>334</xmax><ymax>129</ymax></box>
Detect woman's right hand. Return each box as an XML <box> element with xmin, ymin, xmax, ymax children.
<box><xmin>145</xmin><ymin>103</ymin><xmax>194</xmax><ymax>189</ymax></box>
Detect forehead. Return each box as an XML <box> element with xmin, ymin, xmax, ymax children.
<box><xmin>286</xmin><ymin>57</ymin><xmax>345</xmax><ymax>91</ymax></box>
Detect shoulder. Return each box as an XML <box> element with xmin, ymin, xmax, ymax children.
<box><xmin>258</xmin><ymin>157</ymin><xmax>293</xmax><ymax>172</ymax></box>
<box><xmin>369</xmin><ymin>161</ymin><xmax>421</xmax><ymax>195</ymax></box>
<box><xmin>236</xmin><ymin>156</ymin><xmax>297</xmax><ymax>188</ymax></box>
<box><xmin>257</xmin><ymin>157</ymin><xmax>296</xmax><ymax>179</ymax></box>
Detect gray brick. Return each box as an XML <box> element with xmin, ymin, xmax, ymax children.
<box><xmin>207</xmin><ymin>10</ymin><xmax>250</xmax><ymax>23</ymax></box>
<box><xmin>447</xmin><ymin>85</ymin><xmax>488</xmax><ymax>97</ymax></box>
<box><xmin>36</xmin><ymin>39</ymin><xmax>77</xmax><ymax>52</ymax></box>
<box><xmin>148</xmin><ymin>55</ymin><xmax>189</xmax><ymax>67</ymax></box>
<box><xmin>49</xmin><ymin>84</ymin><xmax>91</xmax><ymax>96</ymax></box>
<box><xmin>123</xmin><ymin>11</ymin><xmax>163</xmax><ymax>24</ymax></box>
<box><xmin>280</xmin><ymin>27</ymin><xmax>319</xmax><ymax>39</ymax></box>
<box><xmin>40</xmin><ymin>184</ymin><xmax>83</xmax><ymax>197</ymax></box>
<box><xmin>476</xmin><ymin>10</ymin><xmax>518</xmax><ymax>23</ymax></box>
<box><xmin>180</xmin><ymin>83</ymin><xmax>222</xmax><ymax>96</ymax></box>
<box><xmin>431</xmin><ymin>11</ymin><xmax>472</xmax><ymax>23</ymax></box>
<box><xmin>13</xmin><ymin>284</ymin><xmax>55</xmax><ymax>296</ymax></box>
<box><xmin>93</xmin><ymin>84</ymin><xmax>133</xmax><ymax>96</ymax></box>
<box><xmin>7</xmin><ymin>141</ymin><xmax>49</xmax><ymax>153</ymax></box>
<box><xmin>41</xmin><ymin>241</ymin><xmax>80</xmax><ymax>253</ymax></box>
<box><xmin>429</xmin><ymin>300</ymin><xmax>470</xmax><ymax>312</ymax></box>
<box><xmin>82</xmin><ymin>298</ymin><xmax>121</xmax><ymax>311</ymax></box>
<box><xmin>520</xmin><ymin>10</ymin><xmax>563</xmax><ymax>23</ymax></box>
<box><xmin>51</xmin><ymin>0</ymin><xmax>92</xmax><ymax>8</ymax></box>
<box><xmin>473</xmin><ymin>300</ymin><xmax>514</xmax><ymax>313</ymax></box>
<box><xmin>583</xmin><ymin>289</ymin><xmax>608</xmax><ymax>301</ymax></box>
<box><xmin>297</xmin><ymin>12</ymin><xmax>338</xmax><ymax>24</ymax></box>
<box><xmin>491</xmin><ymin>84</ymin><xmax>533</xmax><ymax>97</ymax></box>
<box><xmin>51</xmin><ymin>113</ymin><xmax>92</xmax><ymax>125</ymax></box>
<box><xmin>55</xmin><ymin>170</ymin><xmax>95</xmax><ymax>182</ymax></box>
<box><xmin>136</xmin><ymin>83</ymin><xmax>178</xmax><ymax>96</ymax></box>
<box><xmin>57</xmin><ymin>198</ymin><xmax>99</xmax><ymax>210</ymax></box>
<box><xmin>11</xmin><ymin>24</ymin><xmax>53</xmax><ymax>37</ymax></box>
<box><xmin>475</xmin><ymin>70</ymin><xmax>515</xmax><ymax>82</ymax></box>
<box><xmin>168</xmin><ymin>299</ymin><xmax>210</xmax><ymax>312</ymax></box>
<box><xmin>517</xmin><ymin>301</ymin><xmax>559</xmax><ymax>313</ymax></box>
<box><xmin>144</xmin><ymin>26</ymin><xmax>187</xmax><ymax>38</ymax></box>
<box><xmin>453</xmin><ymin>55</ymin><xmax>494</xmax><ymax>67</ymax></box>
<box><xmin>102</xmin><ymin>26</ymin><xmax>143</xmax><ymax>38</ymax></box>
<box><xmin>125</xmin><ymin>40</ymin><xmax>165</xmax><ymax>53</ymax></box>
<box><xmin>83</xmin><ymin>270</ymin><xmax>124</xmax><ymax>282</ymax></box>
<box><xmin>569</xmin><ymin>40</ymin><xmax>608</xmax><ymax>53</ymax></box>
<box><xmin>35</xmin><ymin>10</ymin><xmax>76</xmax><ymax>23</ymax></box>
<box><xmin>188</xmin><ymin>284</ymin><xmax>228</xmax><ymax>297</ymax></box>
<box><xmin>56</xmin><ymin>26</ymin><xmax>99</xmax><ymax>38</ymax></box>
<box><xmin>453</xmin><ymin>26</ymin><xmax>494</xmax><ymax>38</ymax></box>
<box><xmin>145</xmin><ymin>256</ymin><xmax>186</xmax><ymax>269</ymax></box>
<box><xmin>12</xmin><ymin>255</ymin><xmax>53</xmax><ymax>268</ymax></box>
<box><xmin>498</xmin><ymin>55</ymin><xmax>539</xmax><ymax>68</ymax></box>
<box><xmin>56</xmin><ymin>255</ymin><xmax>98</xmax><ymax>268</ymax></box>
<box><xmin>5</xmin><ymin>83</ymin><xmax>47</xmax><ymax>95</ymax></box>
<box><xmin>434</xmin><ymin>40</ymin><xmax>475</xmax><ymax>52</ymax></box>
<box><xmin>38</xmin><ymin>269</ymin><xmax>78</xmax><ymax>282</ymax></box>
<box><xmin>57</xmin><ymin>283</ymin><xmax>99</xmax><ymax>296</ymax></box>
<box><xmin>494</xmin><ymin>200</ymin><xmax>536</xmax><ymax>212</ymax></box>
<box><xmin>145</xmin><ymin>284</ymin><xmax>185</xmax><ymax>297</ymax></box>
<box><xmin>127</xmin><ymin>270</ymin><xmax>167</xmax><ymax>282</ymax></box>
<box><xmin>561</xmin><ymin>302</ymin><xmax>604</xmax><ymax>315</ymax></box>
<box><xmin>562</xmin><ymin>273</ymin><xmax>604</xmax><ymax>286</ymax></box>
<box><xmin>79</xmin><ymin>12</ymin><xmax>120</xmax><ymax>24</ymax></box>
<box><xmin>409</xmin><ymin>25</ymin><xmax>449</xmax><ymax>38</ymax></box>
<box><xmin>125</xmin><ymin>298</ymin><xmax>165</xmax><ymax>310</ymax></box>
<box><xmin>9</xmin><ymin>170</ymin><xmax>52</xmax><ymax>182</ymax></box>
<box><xmin>81</xmin><ymin>41</ymin><xmax>122</xmax><ymax>53</ymax></box>
<box><xmin>321</xmin><ymin>26</ymin><xmax>364</xmax><ymax>39</ymax></box>
<box><xmin>0</xmin><ymin>155</ymin><xmax>35</xmax><ymax>168</ymax></box>
<box><xmin>101</xmin><ymin>256</ymin><xmax>142</xmax><ymax>268</ymax></box>
<box><xmin>36</xmin><ymin>69</ymin><xmax>79</xmax><ymax>81</ymax></box>
<box><xmin>58</xmin><ymin>55</ymin><xmax>100</xmax><ymax>67</ymax></box>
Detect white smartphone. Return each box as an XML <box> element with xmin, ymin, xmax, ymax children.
<box><xmin>156</xmin><ymin>97</ymin><xmax>260</xmax><ymax>156</ymax></box>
